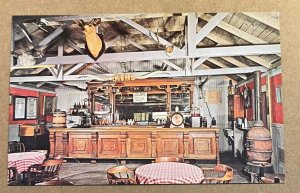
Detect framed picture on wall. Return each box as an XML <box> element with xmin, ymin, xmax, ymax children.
<box><xmin>13</xmin><ymin>96</ymin><xmax>26</xmax><ymax>120</ymax></box>
<box><xmin>43</xmin><ymin>96</ymin><xmax>56</xmax><ymax>115</ymax></box>
<box><xmin>26</xmin><ymin>97</ymin><xmax>38</xmax><ymax>119</ymax></box>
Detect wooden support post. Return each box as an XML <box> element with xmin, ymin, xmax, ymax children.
<box><xmin>120</xmin><ymin>132</ymin><xmax>127</xmax><ymax>157</ymax></box>
<box><xmin>166</xmin><ymin>86</ymin><xmax>171</xmax><ymax>113</ymax></box>
<box><xmin>49</xmin><ymin>131</ymin><xmax>55</xmax><ymax>158</ymax></box>
<box><xmin>184</xmin><ymin>131</ymin><xmax>189</xmax><ymax>157</ymax></box>
<box><xmin>91</xmin><ymin>132</ymin><xmax>98</xmax><ymax>158</ymax></box>
<box><xmin>151</xmin><ymin>131</ymin><xmax>157</xmax><ymax>158</ymax></box>
<box><xmin>62</xmin><ymin>132</ymin><xmax>69</xmax><ymax>157</ymax></box>
<box><xmin>216</xmin><ymin>130</ymin><xmax>220</xmax><ymax>164</ymax></box>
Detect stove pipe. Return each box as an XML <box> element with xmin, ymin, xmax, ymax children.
<box><xmin>253</xmin><ymin>71</ymin><xmax>263</xmax><ymax>127</ymax></box>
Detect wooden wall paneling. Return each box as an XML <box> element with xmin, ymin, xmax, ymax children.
<box><xmin>68</xmin><ymin>132</ymin><xmax>94</xmax><ymax>158</ymax></box>
<box><xmin>97</xmin><ymin>131</ymin><xmax>121</xmax><ymax>158</ymax></box>
<box><xmin>188</xmin><ymin>131</ymin><xmax>218</xmax><ymax>161</ymax></box>
<box><xmin>49</xmin><ymin>127</ymin><xmax>219</xmax><ymax>163</ymax></box>
<box><xmin>156</xmin><ymin>131</ymin><xmax>184</xmax><ymax>157</ymax></box>
<box><xmin>126</xmin><ymin>131</ymin><xmax>152</xmax><ymax>158</ymax></box>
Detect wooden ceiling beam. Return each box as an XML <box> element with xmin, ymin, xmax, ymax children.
<box><xmin>200</xmin><ymin>14</ymin><xmax>268</xmax><ymax>44</ymax></box>
<box><xmin>205</xmin><ymin>32</ymin><xmax>274</xmax><ymax>68</ymax></box>
<box><xmin>10</xmin><ymin>66</ymin><xmax>267</xmax><ymax>83</ymax></box>
<box><xmin>42</xmin><ymin>14</ymin><xmax>187</xmax><ymax>23</ymax></box>
<box><xmin>195</xmin><ymin>13</ymin><xmax>228</xmax><ymax>44</ymax></box>
<box><xmin>206</xmin><ymin>58</ymin><xmax>247</xmax><ymax>79</ymax></box>
<box><xmin>64</xmin><ymin>63</ymin><xmax>86</xmax><ymax>75</ymax></box>
<box><xmin>242</xmin><ymin>12</ymin><xmax>280</xmax><ymax>30</ymax></box>
<box><xmin>116</xmin><ymin>16</ymin><xmax>180</xmax><ymax>50</ymax></box>
<box><xmin>127</xmin><ymin>38</ymin><xmax>183</xmax><ymax>71</ymax></box>
<box><xmin>34</xmin><ymin>44</ymin><xmax>279</xmax><ymax>65</ymax></box>
<box><xmin>106</xmin><ymin>36</ymin><xmax>121</xmax><ymax>49</ymax></box>
<box><xmin>37</xmin><ymin>20</ymin><xmax>72</xmax><ymax>48</ymax></box>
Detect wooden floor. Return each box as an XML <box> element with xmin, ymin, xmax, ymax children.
<box><xmin>59</xmin><ymin>153</ymin><xmax>250</xmax><ymax>185</ymax></box>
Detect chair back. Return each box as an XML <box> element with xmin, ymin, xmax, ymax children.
<box><xmin>7</xmin><ymin>167</ymin><xmax>17</xmax><ymax>182</ymax></box>
<box><xmin>155</xmin><ymin>157</ymin><xmax>184</xmax><ymax>163</ymax></box>
<box><xmin>106</xmin><ymin>165</ymin><xmax>136</xmax><ymax>184</ymax></box>
<box><xmin>40</xmin><ymin>159</ymin><xmax>64</xmax><ymax>178</ymax></box>
<box><xmin>27</xmin><ymin>159</ymin><xmax>63</xmax><ymax>184</ymax></box>
<box><xmin>8</xmin><ymin>141</ymin><xmax>25</xmax><ymax>153</ymax></box>
<box><xmin>201</xmin><ymin>164</ymin><xmax>234</xmax><ymax>184</ymax></box>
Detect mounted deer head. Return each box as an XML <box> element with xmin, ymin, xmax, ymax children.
<box><xmin>74</xmin><ymin>18</ymin><xmax>105</xmax><ymax>60</ymax></box>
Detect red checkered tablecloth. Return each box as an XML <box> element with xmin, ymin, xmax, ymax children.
<box><xmin>8</xmin><ymin>152</ymin><xmax>46</xmax><ymax>173</ymax></box>
<box><xmin>135</xmin><ymin>162</ymin><xmax>204</xmax><ymax>184</ymax></box>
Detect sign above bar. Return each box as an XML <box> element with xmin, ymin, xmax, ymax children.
<box><xmin>133</xmin><ymin>93</ymin><xmax>147</xmax><ymax>103</ymax></box>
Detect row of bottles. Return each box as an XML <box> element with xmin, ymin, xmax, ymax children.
<box><xmin>72</xmin><ymin>102</ymin><xmax>87</xmax><ymax>116</ymax></box>
<box><xmin>73</xmin><ymin>102</ymin><xmax>87</xmax><ymax>109</ymax></box>
<box><xmin>191</xmin><ymin>116</ymin><xmax>217</xmax><ymax>128</ymax></box>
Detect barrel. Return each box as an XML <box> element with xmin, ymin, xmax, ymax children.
<box><xmin>52</xmin><ymin>111</ymin><xmax>66</xmax><ymax>128</ymax></box>
<box><xmin>245</xmin><ymin>124</ymin><xmax>272</xmax><ymax>162</ymax></box>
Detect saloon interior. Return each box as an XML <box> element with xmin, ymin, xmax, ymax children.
<box><xmin>8</xmin><ymin>12</ymin><xmax>284</xmax><ymax>185</ymax></box>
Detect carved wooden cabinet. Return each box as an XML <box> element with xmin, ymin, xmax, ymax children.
<box><xmin>126</xmin><ymin>131</ymin><xmax>152</xmax><ymax>158</ymax></box>
<box><xmin>98</xmin><ymin>131</ymin><xmax>121</xmax><ymax>158</ymax></box>
<box><xmin>156</xmin><ymin>131</ymin><xmax>184</xmax><ymax>157</ymax></box>
<box><xmin>49</xmin><ymin>127</ymin><xmax>219</xmax><ymax>163</ymax></box>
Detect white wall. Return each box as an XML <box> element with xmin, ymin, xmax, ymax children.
<box><xmin>55</xmin><ymin>81</ymin><xmax>88</xmax><ymax>112</ymax></box>
<box><xmin>193</xmin><ymin>76</ymin><xmax>231</xmax><ymax>152</ymax></box>
<box><xmin>272</xmin><ymin>123</ymin><xmax>285</xmax><ymax>174</ymax></box>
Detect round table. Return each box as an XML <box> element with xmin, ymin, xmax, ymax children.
<box><xmin>8</xmin><ymin>152</ymin><xmax>46</xmax><ymax>173</ymax></box>
<box><xmin>135</xmin><ymin>162</ymin><xmax>204</xmax><ymax>184</ymax></box>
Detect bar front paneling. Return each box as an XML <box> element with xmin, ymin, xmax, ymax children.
<box><xmin>49</xmin><ymin>127</ymin><xmax>220</xmax><ymax>163</ymax></box>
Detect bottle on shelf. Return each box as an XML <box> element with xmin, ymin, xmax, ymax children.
<box><xmin>74</xmin><ymin>102</ymin><xmax>77</xmax><ymax>109</ymax></box>
<box><xmin>202</xmin><ymin>117</ymin><xmax>207</xmax><ymax>128</ymax></box>
<box><xmin>211</xmin><ymin>117</ymin><xmax>217</xmax><ymax>127</ymax></box>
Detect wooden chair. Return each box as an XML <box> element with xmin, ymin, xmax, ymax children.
<box><xmin>26</xmin><ymin>159</ymin><xmax>64</xmax><ymax>185</ymax></box>
<box><xmin>155</xmin><ymin>156</ymin><xmax>184</xmax><ymax>163</ymax></box>
<box><xmin>8</xmin><ymin>141</ymin><xmax>25</xmax><ymax>153</ymax></box>
<box><xmin>7</xmin><ymin>167</ymin><xmax>17</xmax><ymax>185</ymax></box>
<box><xmin>201</xmin><ymin>164</ymin><xmax>234</xmax><ymax>184</ymax></box>
<box><xmin>106</xmin><ymin>165</ymin><xmax>137</xmax><ymax>185</ymax></box>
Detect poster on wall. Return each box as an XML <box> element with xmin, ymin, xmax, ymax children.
<box><xmin>133</xmin><ymin>93</ymin><xmax>147</xmax><ymax>103</ymax></box>
<box><xmin>26</xmin><ymin>97</ymin><xmax>37</xmax><ymax>119</ymax></box>
<box><xmin>14</xmin><ymin>97</ymin><xmax>26</xmax><ymax>119</ymax></box>
<box><xmin>43</xmin><ymin>96</ymin><xmax>56</xmax><ymax>115</ymax></box>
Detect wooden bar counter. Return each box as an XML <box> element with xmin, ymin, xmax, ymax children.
<box><xmin>49</xmin><ymin>126</ymin><xmax>220</xmax><ymax>163</ymax></box>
